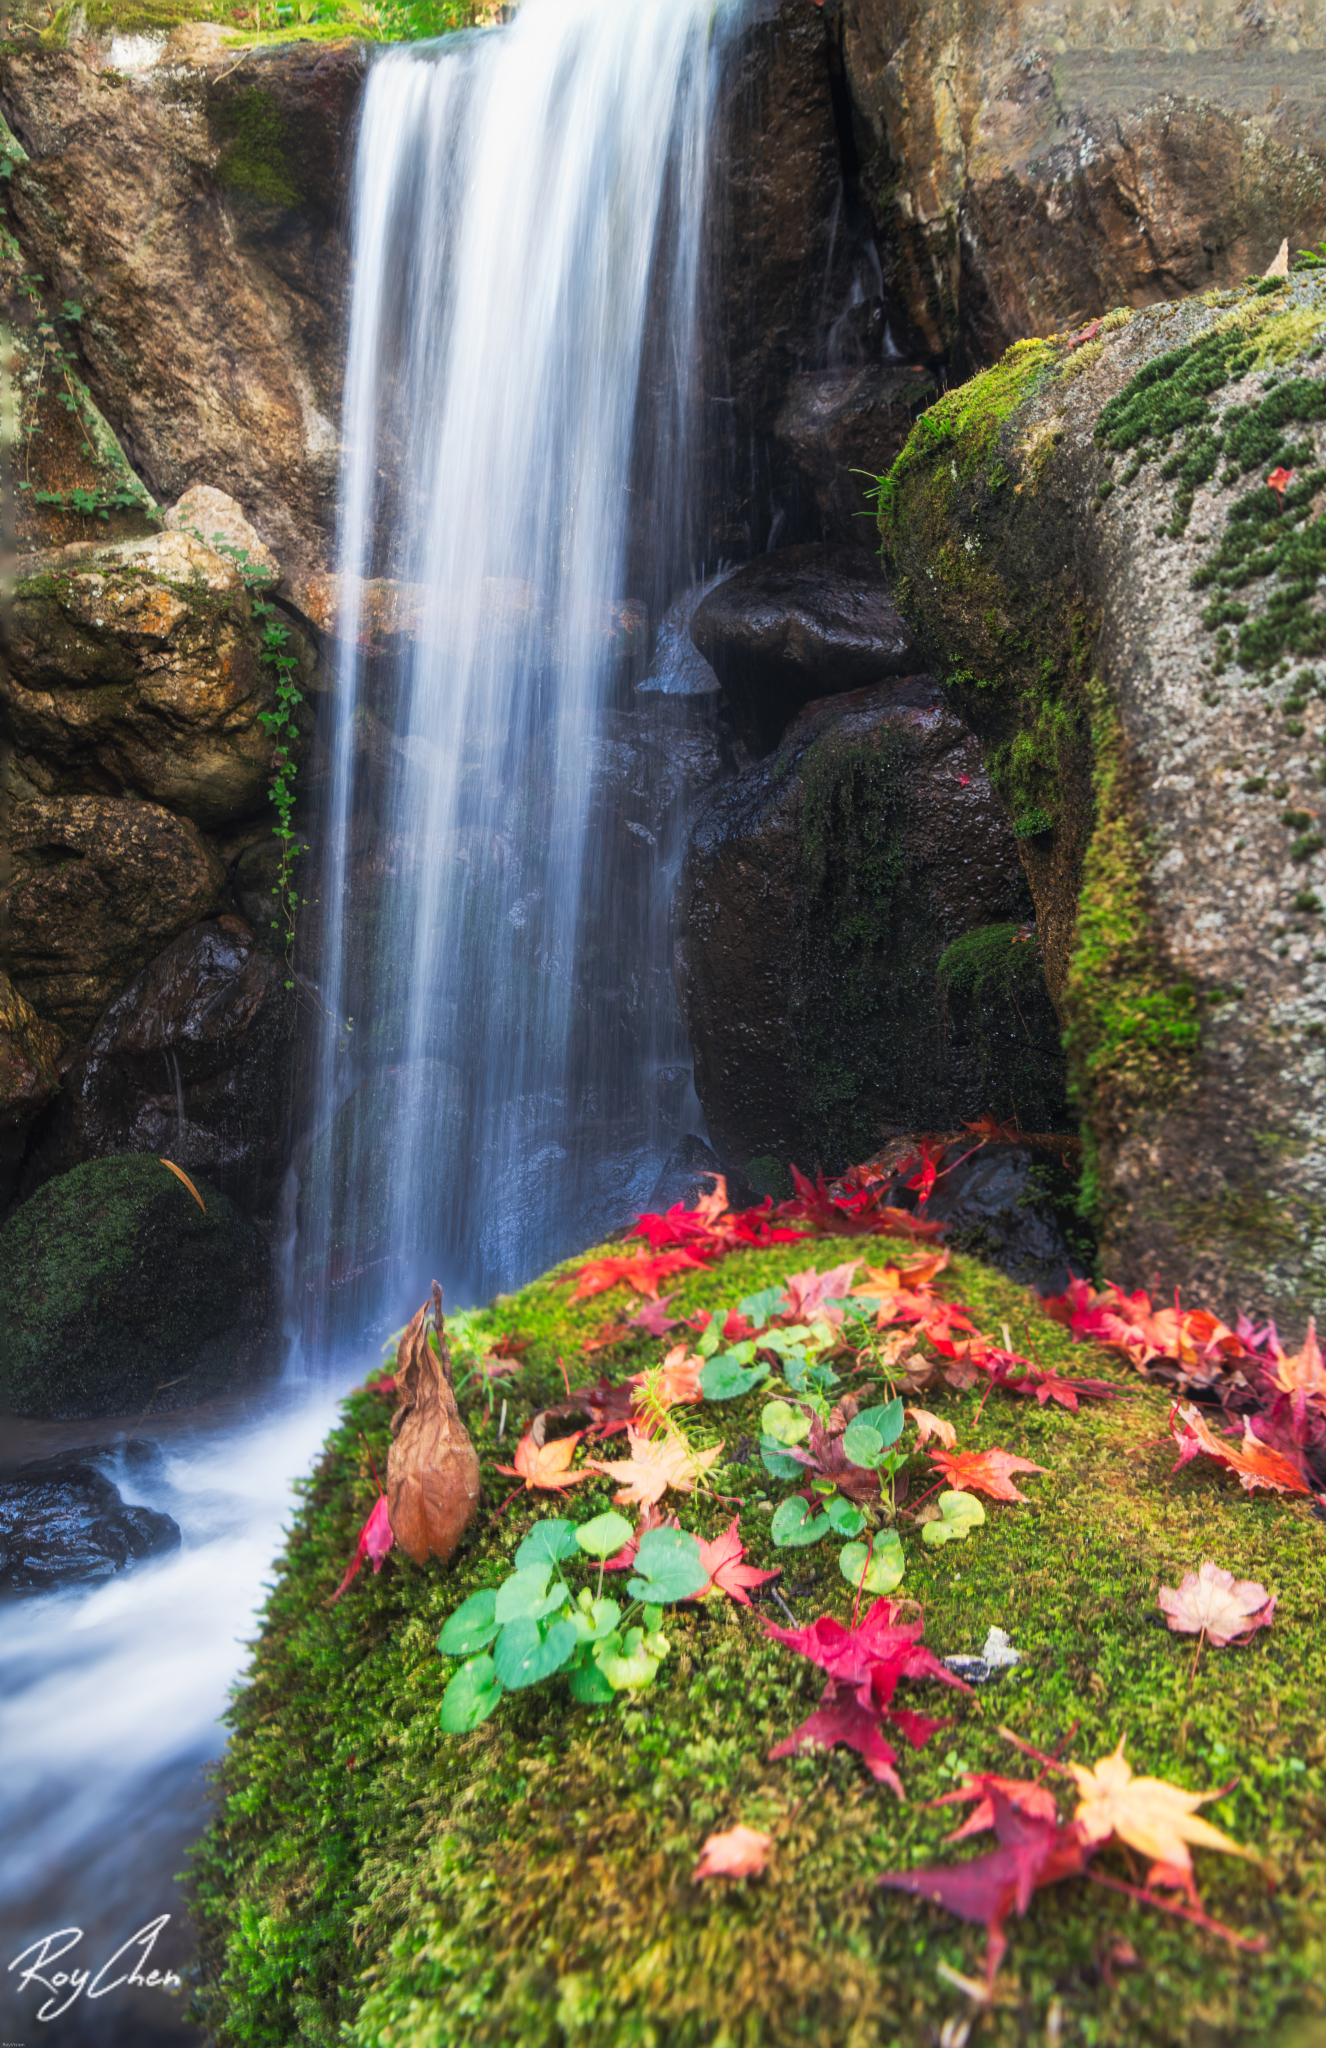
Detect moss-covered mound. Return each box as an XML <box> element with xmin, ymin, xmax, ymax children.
<box><xmin>193</xmin><ymin>1235</ymin><xmax>1325</xmax><ymax>2047</ymax></box>
<box><xmin>0</xmin><ymin>1154</ymin><xmax>272</xmax><ymax>1418</ymax></box>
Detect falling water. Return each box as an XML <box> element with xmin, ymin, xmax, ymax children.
<box><xmin>305</xmin><ymin>0</ymin><xmax>739</xmax><ymax>1331</ymax></box>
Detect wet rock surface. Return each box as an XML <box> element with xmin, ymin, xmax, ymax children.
<box><xmin>5</xmin><ymin>793</ymin><xmax>228</xmax><ymax>1036</ymax></box>
<box><xmin>689</xmin><ymin>544</ymin><xmax>920</xmax><ymax>753</ymax></box>
<box><xmin>866</xmin><ymin>1134</ymin><xmax>1089</xmax><ymax>1292</ymax></box>
<box><xmin>25</xmin><ymin>920</ymin><xmax>296</xmax><ymax>1212</ymax></box>
<box><xmin>676</xmin><ymin>675</ymin><xmax>1029</xmax><ymax>1170</ymax></box>
<box><xmin>774</xmin><ymin>365</ymin><xmax>937</xmax><ymax>543</ymax></box>
<box><xmin>0</xmin><ymin>1154</ymin><xmax>274</xmax><ymax>1420</ymax></box>
<box><xmin>0</xmin><ymin>970</ymin><xmax>64</xmax><ymax>1210</ymax></box>
<box><xmin>836</xmin><ymin>0</ymin><xmax>1326</xmax><ymax>367</ymax></box>
<box><xmin>0</xmin><ymin>1448</ymin><xmax>180</xmax><ymax>1595</ymax></box>
<box><xmin>4</xmin><ymin>533</ymin><xmax>312</xmax><ymax>829</ymax></box>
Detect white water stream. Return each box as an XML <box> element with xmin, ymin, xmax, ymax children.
<box><xmin>3</xmin><ymin>4</ymin><xmax>744</xmax><ymax>2038</ymax></box>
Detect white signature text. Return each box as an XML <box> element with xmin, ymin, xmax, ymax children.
<box><xmin>8</xmin><ymin>1916</ymin><xmax>182</xmax><ymax>2021</ymax></box>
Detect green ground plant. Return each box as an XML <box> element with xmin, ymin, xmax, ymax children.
<box><xmin>192</xmin><ymin>1233</ymin><xmax>1326</xmax><ymax>2048</ymax></box>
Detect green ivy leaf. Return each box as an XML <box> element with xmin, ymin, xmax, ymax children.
<box><xmin>701</xmin><ymin>1352</ymin><xmax>768</xmax><ymax>1401</ymax></box>
<box><xmin>842</xmin><ymin>1421</ymin><xmax>884</xmax><ymax>1469</ymax></box>
<box><xmin>921</xmin><ymin>1491</ymin><xmax>987</xmax><ymax>1548</ymax></box>
<box><xmin>516</xmin><ymin>1519</ymin><xmax>579</xmax><ymax>1569</ymax></box>
<box><xmin>494</xmin><ymin>1564</ymin><xmax>568</xmax><ymax>1626</ymax></box>
<box><xmin>567</xmin><ymin>1650</ymin><xmax>615</xmax><ymax>1703</ymax></box>
<box><xmin>570</xmin><ymin>1592</ymin><xmax>622</xmax><ymax>1643</ymax></box>
<box><xmin>770</xmin><ymin>1495</ymin><xmax>832</xmax><ymax>1547</ymax></box>
<box><xmin>854</xmin><ymin>1399</ymin><xmax>905</xmax><ymax>1448</ymax></box>
<box><xmin>825</xmin><ymin>1496</ymin><xmax>866</xmax><ymax>1537</ymax></box>
<box><xmin>436</xmin><ymin>1588</ymin><xmax>501</xmax><ymax>1657</ymax></box>
<box><xmin>760</xmin><ymin>1399</ymin><xmax>810</xmax><ymax>1447</ymax></box>
<box><xmin>759</xmin><ymin>1438</ymin><xmax>806</xmax><ymax>1480</ymax></box>
<box><xmin>838</xmin><ymin>1531</ymin><xmax>905</xmax><ymax>1594</ymax></box>
<box><xmin>593</xmin><ymin>1625</ymin><xmax>661</xmax><ymax>1691</ymax></box>
<box><xmin>574</xmin><ymin>1510</ymin><xmax>633</xmax><ymax>1561</ymax></box>
<box><xmin>738</xmin><ymin>1285</ymin><xmax>787</xmax><ymax>1329</ymax></box>
<box><xmin>438</xmin><ymin>1653</ymin><xmax>503</xmax><ymax>1732</ymax></box>
<box><xmin>626</xmin><ymin>1526</ymin><xmax>708</xmax><ymax>1605</ymax></box>
<box><xmin>493</xmin><ymin>1615</ymin><xmax>580</xmax><ymax>1690</ymax></box>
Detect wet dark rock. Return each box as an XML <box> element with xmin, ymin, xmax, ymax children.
<box><xmin>0</xmin><ymin>970</ymin><xmax>64</xmax><ymax>1211</ymax></box>
<box><xmin>937</xmin><ymin>923</ymin><xmax>1069</xmax><ymax>1136</ymax></box>
<box><xmin>676</xmin><ymin>677</ymin><xmax>1031</xmax><ymax>1171</ymax></box>
<box><xmin>0</xmin><ymin>1154</ymin><xmax>274</xmax><ymax>1420</ymax></box>
<box><xmin>24</xmin><ymin>920</ymin><xmax>296</xmax><ymax>1212</ymax></box>
<box><xmin>636</xmin><ymin>579</ymin><xmax>727</xmax><ymax>699</ymax></box>
<box><xmin>0</xmin><ymin>1452</ymin><xmax>180</xmax><ymax>1595</ymax></box>
<box><xmin>643</xmin><ymin>1135</ymin><xmax>760</xmax><ymax>1217</ymax></box>
<box><xmin>774</xmin><ymin>366</ymin><xmax>937</xmax><ymax>544</ymax></box>
<box><xmin>865</xmin><ymin>1136</ymin><xmax>1090</xmax><ymax>1293</ymax></box>
<box><xmin>689</xmin><ymin>544</ymin><xmax>919</xmax><ymax>754</ymax></box>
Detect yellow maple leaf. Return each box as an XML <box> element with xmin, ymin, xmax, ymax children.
<box><xmin>587</xmin><ymin>1427</ymin><xmax>722</xmax><ymax>1507</ymax></box>
<box><xmin>1069</xmin><ymin>1740</ymin><xmax>1271</xmax><ymax>1885</ymax></box>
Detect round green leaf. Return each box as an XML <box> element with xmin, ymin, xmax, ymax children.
<box><xmin>574</xmin><ymin>1510</ymin><xmax>633</xmax><ymax>1561</ymax></box>
<box><xmin>571</xmin><ymin>1593</ymin><xmax>622</xmax><ymax>1644</ymax></box>
<box><xmin>760</xmin><ymin>1399</ymin><xmax>810</xmax><ymax>1447</ymax></box>
<box><xmin>493</xmin><ymin>1615</ymin><xmax>580</xmax><ymax>1690</ymax></box>
<box><xmin>842</xmin><ymin>1421</ymin><xmax>884</xmax><ymax>1469</ymax></box>
<box><xmin>921</xmin><ymin>1490</ymin><xmax>987</xmax><ymax>1548</ymax></box>
<box><xmin>438</xmin><ymin>1654</ymin><xmax>503</xmax><ymax>1733</ymax></box>
<box><xmin>627</xmin><ymin>1526</ymin><xmax>708</xmax><ymax>1605</ymax></box>
<box><xmin>701</xmin><ymin>1353</ymin><xmax>768</xmax><ymax>1401</ymax></box>
<box><xmin>770</xmin><ymin>1495</ymin><xmax>832</xmax><ymax>1548</ymax></box>
<box><xmin>838</xmin><ymin>1531</ymin><xmax>905</xmax><ymax>1595</ymax></box>
<box><xmin>568</xmin><ymin>1653</ymin><xmax>615</xmax><ymax>1704</ymax></box>
<box><xmin>594</xmin><ymin>1625</ymin><xmax>661</xmax><ymax>1691</ymax></box>
<box><xmin>825</xmin><ymin>1495</ymin><xmax>866</xmax><ymax>1537</ymax></box>
<box><xmin>760</xmin><ymin>1438</ymin><xmax>805</xmax><ymax>1480</ymax></box>
<box><xmin>494</xmin><ymin>1564</ymin><xmax>569</xmax><ymax>1625</ymax></box>
<box><xmin>516</xmin><ymin>1518</ymin><xmax>579</xmax><ymax>1569</ymax></box>
<box><xmin>855</xmin><ymin>1399</ymin><xmax>905</xmax><ymax>1448</ymax></box>
<box><xmin>437</xmin><ymin>1588</ymin><xmax>500</xmax><ymax>1658</ymax></box>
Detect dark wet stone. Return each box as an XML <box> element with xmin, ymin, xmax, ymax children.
<box><xmin>0</xmin><ymin>1454</ymin><xmax>180</xmax><ymax>1594</ymax></box>
<box><xmin>874</xmin><ymin>1137</ymin><xmax>1090</xmax><ymax>1291</ymax></box>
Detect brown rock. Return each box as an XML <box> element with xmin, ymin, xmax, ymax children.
<box><xmin>4</xmin><ymin>533</ymin><xmax>311</xmax><ymax>828</ymax></box>
<box><xmin>0</xmin><ymin>970</ymin><xmax>65</xmax><ymax>1206</ymax></box>
<box><xmin>775</xmin><ymin>365</ymin><xmax>937</xmax><ymax>541</ymax></box>
<box><xmin>689</xmin><ymin>543</ymin><xmax>919</xmax><ymax>753</ymax></box>
<box><xmin>0</xmin><ymin>36</ymin><xmax>365</xmax><ymax>584</ymax></box>
<box><xmin>6</xmin><ymin>795</ymin><xmax>227</xmax><ymax>1033</ymax></box>
<box><xmin>676</xmin><ymin>676</ymin><xmax>1028</xmax><ymax>1169</ymax></box>
<box><xmin>164</xmin><ymin>486</ymin><xmax>281</xmax><ymax>582</ymax></box>
<box><xmin>836</xmin><ymin>0</ymin><xmax>1326</xmax><ymax>366</ymax></box>
<box><xmin>24</xmin><ymin>920</ymin><xmax>295</xmax><ymax>1211</ymax></box>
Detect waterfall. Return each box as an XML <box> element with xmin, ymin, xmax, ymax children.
<box><xmin>304</xmin><ymin>0</ymin><xmax>738</xmax><ymax>1331</ymax></box>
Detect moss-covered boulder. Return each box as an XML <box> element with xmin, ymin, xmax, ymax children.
<box><xmin>876</xmin><ymin>277</ymin><xmax>1326</xmax><ymax>1335</ymax></box>
<box><xmin>192</xmin><ymin>1234</ymin><xmax>1326</xmax><ymax>2048</ymax></box>
<box><xmin>0</xmin><ymin>1154</ymin><xmax>273</xmax><ymax>1418</ymax></box>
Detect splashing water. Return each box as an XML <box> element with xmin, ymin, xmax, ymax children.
<box><xmin>304</xmin><ymin>0</ymin><xmax>739</xmax><ymax>1333</ymax></box>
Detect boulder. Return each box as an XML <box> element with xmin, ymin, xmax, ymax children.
<box><xmin>689</xmin><ymin>543</ymin><xmax>920</xmax><ymax>753</ymax></box>
<box><xmin>937</xmin><ymin>922</ymin><xmax>1069</xmax><ymax>1136</ymax></box>
<box><xmin>165</xmin><ymin>484</ymin><xmax>281</xmax><ymax>581</ymax></box>
<box><xmin>876</xmin><ymin>275</ymin><xmax>1326</xmax><ymax>1332</ymax></box>
<box><xmin>676</xmin><ymin>676</ymin><xmax>1030</xmax><ymax>1170</ymax></box>
<box><xmin>0</xmin><ymin>969</ymin><xmax>64</xmax><ymax>1208</ymax></box>
<box><xmin>25</xmin><ymin>920</ymin><xmax>295</xmax><ymax>1212</ymax></box>
<box><xmin>5</xmin><ymin>793</ymin><xmax>227</xmax><ymax>1035</ymax></box>
<box><xmin>3</xmin><ymin>532</ymin><xmax>312</xmax><ymax>829</ymax></box>
<box><xmin>774</xmin><ymin>364</ymin><xmax>937</xmax><ymax>542</ymax></box>
<box><xmin>835</xmin><ymin>0</ymin><xmax>1326</xmax><ymax>368</ymax></box>
<box><xmin>0</xmin><ymin>1153</ymin><xmax>274</xmax><ymax>1419</ymax></box>
<box><xmin>0</xmin><ymin>1452</ymin><xmax>180</xmax><ymax>1594</ymax></box>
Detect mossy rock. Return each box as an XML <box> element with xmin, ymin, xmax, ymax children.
<box><xmin>937</xmin><ymin>920</ymin><xmax>1069</xmax><ymax>1132</ymax></box>
<box><xmin>0</xmin><ymin>1155</ymin><xmax>273</xmax><ymax>1418</ymax></box>
<box><xmin>192</xmin><ymin>1235</ymin><xmax>1326</xmax><ymax>2047</ymax></box>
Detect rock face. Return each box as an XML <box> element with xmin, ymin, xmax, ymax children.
<box><xmin>0</xmin><ymin>33</ymin><xmax>363</xmax><ymax>582</ymax></box>
<box><xmin>876</xmin><ymin>274</ymin><xmax>1326</xmax><ymax>1331</ymax></box>
<box><xmin>0</xmin><ymin>971</ymin><xmax>64</xmax><ymax>1208</ymax></box>
<box><xmin>4</xmin><ymin>533</ymin><xmax>310</xmax><ymax>828</ymax></box>
<box><xmin>26</xmin><ymin>920</ymin><xmax>295</xmax><ymax>1211</ymax></box>
<box><xmin>676</xmin><ymin>675</ymin><xmax>1030</xmax><ymax>1168</ymax></box>
<box><xmin>861</xmin><ymin>1134</ymin><xmax>1087</xmax><ymax>1289</ymax></box>
<box><xmin>0</xmin><ymin>1455</ymin><xmax>180</xmax><ymax>1594</ymax></box>
<box><xmin>0</xmin><ymin>1154</ymin><xmax>273</xmax><ymax>1419</ymax></box>
<box><xmin>774</xmin><ymin>365</ymin><xmax>938</xmax><ymax>541</ymax></box>
<box><xmin>6</xmin><ymin>794</ymin><xmax>228</xmax><ymax>1035</ymax></box>
<box><xmin>689</xmin><ymin>543</ymin><xmax>920</xmax><ymax>752</ymax></box>
<box><xmin>834</xmin><ymin>0</ymin><xmax>1326</xmax><ymax>368</ymax></box>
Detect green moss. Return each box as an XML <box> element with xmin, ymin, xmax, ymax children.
<box><xmin>0</xmin><ymin>1155</ymin><xmax>268</xmax><ymax>1417</ymax></box>
<box><xmin>212</xmin><ymin>87</ymin><xmax>304</xmax><ymax>208</ymax></box>
<box><xmin>874</xmin><ymin>338</ymin><xmax>1058</xmax><ymax>532</ymax></box>
<box><xmin>742</xmin><ymin>1154</ymin><xmax>792</xmax><ymax>1201</ymax></box>
<box><xmin>192</xmin><ymin>1236</ymin><xmax>1326</xmax><ymax>2048</ymax></box>
<box><xmin>937</xmin><ymin>922</ymin><xmax>1068</xmax><ymax>1131</ymax></box>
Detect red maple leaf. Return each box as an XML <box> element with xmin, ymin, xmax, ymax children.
<box><xmin>1169</xmin><ymin>1401</ymin><xmax>1312</xmax><ymax>1496</ymax></box>
<box><xmin>693</xmin><ymin>1517</ymin><xmax>780</xmax><ymax>1606</ymax></box>
<box><xmin>1267</xmin><ymin>465</ymin><xmax>1296</xmax><ymax>500</ymax></box>
<box><xmin>561</xmin><ymin>1248</ymin><xmax>711</xmax><ymax>1301</ymax></box>
<box><xmin>770</xmin><ymin>1682</ymin><xmax>906</xmax><ymax>1794</ymax></box>
<box><xmin>929</xmin><ymin>1446</ymin><xmax>1049</xmax><ymax>1502</ymax></box>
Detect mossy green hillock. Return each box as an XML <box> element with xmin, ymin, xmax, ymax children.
<box><xmin>192</xmin><ymin>1234</ymin><xmax>1326</xmax><ymax>2048</ymax></box>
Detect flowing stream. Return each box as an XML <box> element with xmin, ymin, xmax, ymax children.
<box><xmin>3</xmin><ymin>4</ymin><xmax>744</xmax><ymax>2037</ymax></box>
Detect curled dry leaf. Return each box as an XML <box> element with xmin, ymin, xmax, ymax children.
<box><xmin>1157</xmin><ymin>1562</ymin><xmax>1276</xmax><ymax>1647</ymax></box>
<box><xmin>386</xmin><ymin>1289</ymin><xmax>482</xmax><ymax>1566</ymax></box>
<box><xmin>693</xmin><ymin>1823</ymin><xmax>772</xmax><ymax>1880</ymax></box>
<box><xmin>906</xmin><ymin>1406</ymin><xmax>957</xmax><ymax>1449</ymax></box>
<box><xmin>1170</xmin><ymin>1401</ymin><xmax>1312</xmax><ymax>1496</ymax></box>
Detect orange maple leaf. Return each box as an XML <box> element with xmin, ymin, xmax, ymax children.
<box><xmin>693</xmin><ymin>1823</ymin><xmax>771</xmax><ymax>1880</ymax></box>
<box><xmin>929</xmin><ymin>1446</ymin><xmax>1048</xmax><ymax>1502</ymax></box>
<box><xmin>562</xmin><ymin>1248</ymin><xmax>710</xmax><ymax>1302</ymax></box>
<box><xmin>630</xmin><ymin>1343</ymin><xmax>705</xmax><ymax>1415</ymax></box>
<box><xmin>495</xmin><ymin>1430</ymin><xmax>594</xmax><ymax>1494</ymax></box>
<box><xmin>586</xmin><ymin>1427</ymin><xmax>723</xmax><ymax>1507</ymax></box>
<box><xmin>1267</xmin><ymin>1318</ymin><xmax>1326</xmax><ymax>1408</ymax></box>
<box><xmin>1169</xmin><ymin>1401</ymin><xmax>1311</xmax><ymax>1496</ymax></box>
<box><xmin>693</xmin><ymin>1518</ymin><xmax>780</xmax><ymax>1606</ymax></box>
